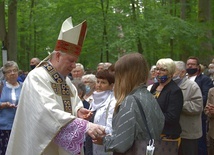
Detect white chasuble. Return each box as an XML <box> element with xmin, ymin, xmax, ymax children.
<box><xmin>6</xmin><ymin>62</ymin><xmax>84</xmax><ymax>155</ymax></box>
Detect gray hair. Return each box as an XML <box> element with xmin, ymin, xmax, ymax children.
<box><xmin>97</xmin><ymin>62</ymin><xmax>105</xmax><ymax>67</ymax></box>
<box><xmin>50</xmin><ymin>50</ymin><xmax>66</xmax><ymax>60</ymax></box>
<box><xmin>81</xmin><ymin>74</ymin><xmax>96</xmax><ymax>83</ymax></box>
<box><xmin>75</xmin><ymin>63</ymin><xmax>84</xmax><ymax>72</ymax></box>
<box><xmin>174</xmin><ymin>61</ymin><xmax>186</xmax><ymax>71</ymax></box>
<box><xmin>209</xmin><ymin>63</ymin><xmax>214</xmax><ymax>68</ymax></box>
<box><xmin>150</xmin><ymin>65</ymin><xmax>156</xmax><ymax>72</ymax></box>
<box><xmin>2</xmin><ymin>61</ymin><xmax>19</xmax><ymax>74</ymax></box>
<box><xmin>104</xmin><ymin>62</ymin><xmax>112</xmax><ymax>70</ymax></box>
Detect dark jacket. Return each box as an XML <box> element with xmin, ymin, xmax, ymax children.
<box><xmin>195</xmin><ymin>73</ymin><xmax>213</xmax><ymax>107</ymax></box>
<box><xmin>195</xmin><ymin>73</ymin><xmax>213</xmax><ymax>120</ymax></box>
<box><xmin>104</xmin><ymin>85</ymin><xmax>164</xmax><ymax>153</ymax></box>
<box><xmin>150</xmin><ymin>80</ymin><xmax>183</xmax><ymax>138</ymax></box>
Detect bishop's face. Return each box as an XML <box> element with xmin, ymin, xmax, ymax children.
<box><xmin>56</xmin><ymin>52</ymin><xmax>78</xmax><ymax>77</ymax></box>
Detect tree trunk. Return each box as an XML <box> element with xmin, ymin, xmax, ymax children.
<box><xmin>0</xmin><ymin>0</ymin><xmax>6</xmax><ymax>42</ymax></box>
<box><xmin>198</xmin><ymin>0</ymin><xmax>213</xmax><ymax>63</ymax></box>
<box><xmin>131</xmin><ymin>0</ymin><xmax>143</xmax><ymax>54</ymax></box>
<box><xmin>0</xmin><ymin>0</ymin><xmax>8</xmax><ymax>64</ymax></box>
<box><xmin>8</xmin><ymin>0</ymin><xmax>18</xmax><ymax>61</ymax></box>
<box><xmin>180</xmin><ymin>0</ymin><xmax>191</xmax><ymax>61</ymax></box>
<box><xmin>30</xmin><ymin>0</ymin><xmax>35</xmax><ymax>57</ymax></box>
<box><xmin>180</xmin><ymin>0</ymin><xmax>186</xmax><ymax>19</ymax></box>
<box><xmin>100</xmin><ymin>0</ymin><xmax>109</xmax><ymax>62</ymax></box>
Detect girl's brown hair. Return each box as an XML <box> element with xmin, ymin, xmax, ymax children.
<box><xmin>114</xmin><ymin>52</ymin><xmax>149</xmax><ymax>113</ymax></box>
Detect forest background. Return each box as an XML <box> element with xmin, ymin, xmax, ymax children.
<box><xmin>0</xmin><ymin>0</ymin><xmax>213</xmax><ymax>72</ymax></box>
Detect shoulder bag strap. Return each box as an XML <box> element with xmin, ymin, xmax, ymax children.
<box><xmin>133</xmin><ymin>95</ymin><xmax>153</xmax><ymax>140</ymax></box>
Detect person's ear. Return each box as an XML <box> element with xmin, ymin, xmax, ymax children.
<box><xmin>55</xmin><ymin>51</ymin><xmax>61</xmax><ymax>62</ymax></box>
<box><xmin>181</xmin><ymin>70</ymin><xmax>186</xmax><ymax>77</ymax></box>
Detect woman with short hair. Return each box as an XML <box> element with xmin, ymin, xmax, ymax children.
<box><xmin>150</xmin><ymin>58</ymin><xmax>183</xmax><ymax>141</ymax></box>
<box><xmin>85</xmin><ymin>69</ymin><xmax>116</xmax><ymax>155</ymax></box>
<box><xmin>0</xmin><ymin>61</ymin><xmax>23</xmax><ymax>155</ymax></box>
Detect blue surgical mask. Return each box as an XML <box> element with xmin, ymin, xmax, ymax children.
<box><xmin>157</xmin><ymin>75</ymin><xmax>168</xmax><ymax>83</ymax></box>
<box><xmin>85</xmin><ymin>85</ymin><xmax>91</xmax><ymax>94</ymax></box>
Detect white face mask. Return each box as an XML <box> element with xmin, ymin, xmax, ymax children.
<box><xmin>172</xmin><ymin>72</ymin><xmax>182</xmax><ymax>84</ymax></box>
<box><xmin>209</xmin><ymin>69</ymin><xmax>214</xmax><ymax>74</ymax></box>
<box><xmin>172</xmin><ymin>75</ymin><xmax>181</xmax><ymax>81</ymax></box>
<box><xmin>173</xmin><ymin>75</ymin><xmax>182</xmax><ymax>82</ymax></box>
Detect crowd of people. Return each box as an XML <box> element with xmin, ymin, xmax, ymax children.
<box><xmin>1</xmin><ymin>16</ymin><xmax>214</xmax><ymax>155</ymax></box>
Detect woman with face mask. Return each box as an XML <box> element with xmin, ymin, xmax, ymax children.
<box><xmin>150</xmin><ymin>58</ymin><xmax>184</xmax><ymax>146</ymax></box>
<box><xmin>81</xmin><ymin>74</ymin><xmax>97</xmax><ymax>104</ymax></box>
<box><xmin>208</xmin><ymin>63</ymin><xmax>214</xmax><ymax>84</ymax></box>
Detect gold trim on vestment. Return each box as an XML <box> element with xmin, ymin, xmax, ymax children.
<box><xmin>43</xmin><ymin>62</ymin><xmax>73</xmax><ymax>113</ymax></box>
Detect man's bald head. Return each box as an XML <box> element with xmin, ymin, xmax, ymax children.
<box><xmin>30</xmin><ymin>57</ymin><xmax>41</xmax><ymax>70</ymax></box>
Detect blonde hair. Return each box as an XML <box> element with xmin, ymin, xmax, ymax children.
<box><xmin>114</xmin><ymin>53</ymin><xmax>149</xmax><ymax>112</ymax></box>
<box><xmin>156</xmin><ymin>58</ymin><xmax>176</xmax><ymax>76</ymax></box>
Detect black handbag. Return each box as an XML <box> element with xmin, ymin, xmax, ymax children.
<box><xmin>114</xmin><ymin>96</ymin><xmax>178</xmax><ymax>155</ymax></box>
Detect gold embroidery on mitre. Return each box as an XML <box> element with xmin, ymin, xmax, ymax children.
<box><xmin>43</xmin><ymin>62</ymin><xmax>74</xmax><ymax>113</ymax></box>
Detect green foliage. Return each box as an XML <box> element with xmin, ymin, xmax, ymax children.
<box><xmin>5</xmin><ymin>0</ymin><xmax>212</xmax><ymax>71</ymax></box>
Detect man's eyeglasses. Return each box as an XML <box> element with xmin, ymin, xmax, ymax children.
<box><xmin>155</xmin><ymin>68</ymin><xmax>167</xmax><ymax>72</ymax></box>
